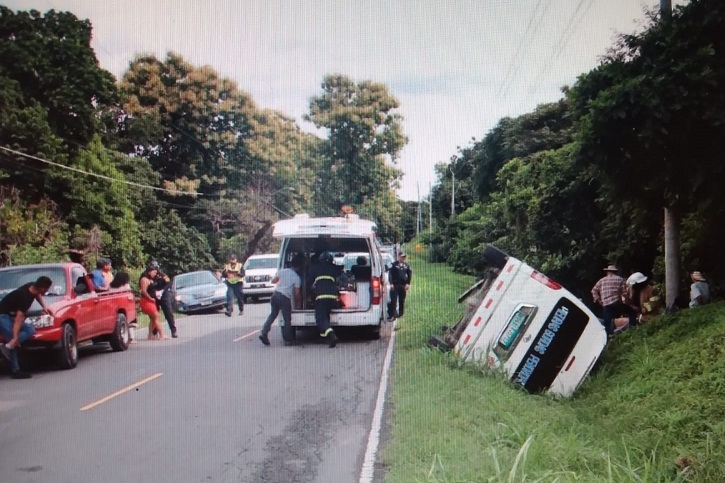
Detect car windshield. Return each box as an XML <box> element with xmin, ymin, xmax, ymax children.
<box><xmin>0</xmin><ymin>267</ymin><xmax>67</xmax><ymax>297</ymax></box>
<box><xmin>244</xmin><ymin>257</ymin><xmax>278</xmax><ymax>270</ymax></box>
<box><xmin>174</xmin><ymin>271</ymin><xmax>218</xmax><ymax>290</ymax></box>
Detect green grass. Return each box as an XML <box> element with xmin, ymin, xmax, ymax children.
<box><xmin>383</xmin><ymin>248</ymin><xmax>725</xmax><ymax>482</ymax></box>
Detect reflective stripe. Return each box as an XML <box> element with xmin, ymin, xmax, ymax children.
<box><xmin>322</xmin><ymin>328</ymin><xmax>333</xmax><ymax>337</ymax></box>
<box><xmin>315</xmin><ymin>275</ymin><xmax>336</xmax><ymax>283</ymax></box>
<box><xmin>316</xmin><ymin>294</ymin><xmax>338</xmax><ymax>300</ymax></box>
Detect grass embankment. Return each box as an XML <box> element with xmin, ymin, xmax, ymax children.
<box><xmin>384</xmin><ymin>250</ymin><xmax>725</xmax><ymax>482</ymax></box>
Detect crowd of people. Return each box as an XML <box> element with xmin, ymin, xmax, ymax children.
<box><xmin>591</xmin><ymin>264</ymin><xmax>711</xmax><ymax>336</ymax></box>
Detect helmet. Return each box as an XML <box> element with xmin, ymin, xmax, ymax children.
<box><xmin>319</xmin><ymin>251</ymin><xmax>334</xmax><ymax>263</ymax></box>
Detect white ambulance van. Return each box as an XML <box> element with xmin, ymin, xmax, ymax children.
<box><xmin>432</xmin><ymin>246</ymin><xmax>607</xmax><ymax>397</ymax></box>
<box><xmin>272</xmin><ymin>213</ymin><xmax>387</xmax><ymax>339</ymax></box>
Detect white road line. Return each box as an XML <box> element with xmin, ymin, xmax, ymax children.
<box><xmin>80</xmin><ymin>373</ymin><xmax>163</xmax><ymax>411</ymax></box>
<box><xmin>359</xmin><ymin>320</ymin><xmax>397</xmax><ymax>483</ymax></box>
<box><xmin>233</xmin><ymin>329</ymin><xmax>260</xmax><ymax>342</ymax></box>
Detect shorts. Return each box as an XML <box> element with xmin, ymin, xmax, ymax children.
<box><xmin>140</xmin><ymin>298</ymin><xmax>159</xmax><ymax>316</ymax></box>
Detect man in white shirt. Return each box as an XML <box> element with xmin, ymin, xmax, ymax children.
<box><xmin>259</xmin><ymin>255</ymin><xmax>304</xmax><ymax>346</ymax></box>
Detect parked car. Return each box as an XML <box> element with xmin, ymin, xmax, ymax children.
<box><xmin>170</xmin><ymin>270</ymin><xmax>227</xmax><ymax>313</ymax></box>
<box><xmin>243</xmin><ymin>254</ymin><xmax>279</xmax><ymax>302</ymax></box>
<box><xmin>0</xmin><ymin>263</ymin><xmax>136</xmax><ymax>370</ymax></box>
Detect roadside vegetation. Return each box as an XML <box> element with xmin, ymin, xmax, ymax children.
<box><xmin>384</xmin><ymin>252</ymin><xmax>725</xmax><ymax>482</ymax></box>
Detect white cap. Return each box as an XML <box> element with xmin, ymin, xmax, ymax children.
<box><xmin>626</xmin><ymin>272</ymin><xmax>648</xmax><ymax>285</ymax></box>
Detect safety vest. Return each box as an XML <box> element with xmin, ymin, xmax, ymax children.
<box><xmin>224</xmin><ymin>262</ymin><xmax>244</xmax><ymax>284</ymax></box>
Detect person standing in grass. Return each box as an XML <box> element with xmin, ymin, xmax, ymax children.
<box><xmin>689</xmin><ymin>271</ymin><xmax>711</xmax><ymax>308</ymax></box>
<box><xmin>387</xmin><ymin>252</ymin><xmax>412</xmax><ymax>321</ymax></box>
<box><xmin>592</xmin><ymin>264</ymin><xmax>637</xmax><ymax>336</ymax></box>
<box><xmin>259</xmin><ymin>255</ymin><xmax>304</xmax><ymax>346</ymax></box>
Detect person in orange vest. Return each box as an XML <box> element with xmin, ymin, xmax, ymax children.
<box><xmin>223</xmin><ymin>254</ymin><xmax>245</xmax><ymax>317</ymax></box>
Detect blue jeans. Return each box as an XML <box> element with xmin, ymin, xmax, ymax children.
<box><xmin>0</xmin><ymin>314</ymin><xmax>36</xmax><ymax>372</ymax></box>
<box><xmin>261</xmin><ymin>292</ymin><xmax>294</xmax><ymax>342</ymax></box>
<box><xmin>225</xmin><ymin>282</ymin><xmax>244</xmax><ymax>313</ymax></box>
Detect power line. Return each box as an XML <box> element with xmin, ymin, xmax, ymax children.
<box><xmin>0</xmin><ymin>146</ymin><xmax>291</xmax><ymax>217</ymax></box>
<box><xmin>0</xmin><ymin>145</ymin><xmax>209</xmax><ymax>197</ymax></box>
<box><xmin>499</xmin><ymin>0</ymin><xmax>556</xmax><ymax>99</ymax></box>
<box><xmin>530</xmin><ymin>0</ymin><xmax>597</xmax><ymax>91</ymax></box>
<box><xmin>496</xmin><ymin>0</ymin><xmax>547</xmax><ymax>98</ymax></box>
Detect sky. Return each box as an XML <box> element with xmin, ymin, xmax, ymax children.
<box><xmin>6</xmin><ymin>0</ymin><xmax>680</xmax><ymax>201</ymax></box>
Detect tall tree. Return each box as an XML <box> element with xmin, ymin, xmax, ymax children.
<box><xmin>0</xmin><ymin>7</ymin><xmax>116</xmax><ymax>200</ymax></box>
<box><xmin>571</xmin><ymin>0</ymin><xmax>725</xmax><ymax>305</ymax></box>
<box><xmin>305</xmin><ymin>74</ymin><xmax>407</xmax><ymax>232</ymax></box>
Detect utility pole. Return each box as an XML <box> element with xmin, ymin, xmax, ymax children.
<box><xmin>660</xmin><ymin>0</ymin><xmax>679</xmax><ymax>311</ymax></box>
<box><xmin>449</xmin><ymin>164</ymin><xmax>456</xmax><ymax>218</ymax></box>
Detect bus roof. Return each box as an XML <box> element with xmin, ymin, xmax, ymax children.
<box><xmin>272</xmin><ymin>213</ymin><xmax>378</xmax><ymax>238</ymax></box>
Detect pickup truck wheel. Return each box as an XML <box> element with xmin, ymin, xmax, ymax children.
<box><xmin>109</xmin><ymin>313</ymin><xmax>130</xmax><ymax>352</ymax></box>
<box><xmin>483</xmin><ymin>246</ymin><xmax>508</xmax><ymax>269</ymax></box>
<box><xmin>58</xmin><ymin>323</ymin><xmax>78</xmax><ymax>370</ymax></box>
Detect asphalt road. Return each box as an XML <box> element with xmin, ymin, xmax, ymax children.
<box><xmin>0</xmin><ymin>302</ymin><xmax>393</xmax><ymax>483</ymax></box>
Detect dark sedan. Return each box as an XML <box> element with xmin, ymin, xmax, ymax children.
<box><xmin>170</xmin><ymin>270</ymin><xmax>227</xmax><ymax>313</ymax></box>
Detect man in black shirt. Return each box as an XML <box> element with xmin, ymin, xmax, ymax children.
<box><xmin>0</xmin><ymin>276</ymin><xmax>54</xmax><ymax>379</ymax></box>
<box><xmin>387</xmin><ymin>252</ymin><xmax>412</xmax><ymax>320</ymax></box>
<box><xmin>149</xmin><ymin>261</ymin><xmax>178</xmax><ymax>338</ymax></box>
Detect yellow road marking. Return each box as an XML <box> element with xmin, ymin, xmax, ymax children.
<box><xmin>234</xmin><ymin>329</ymin><xmax>260</xmax><ymax>342</ymax></box>
<box><xmin>80</xmin><ymin>373</ymin><xmax>164</xmax><ymax>411</ymax></box>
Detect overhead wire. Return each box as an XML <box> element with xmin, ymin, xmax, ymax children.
<box><xmin>529</xmin><ymin>0</ymin><xmax>597</xmax><ymax>92</ymax></box>
<box><xmin>496</xmin><ymin>0</ymin><xmax>548</xmax><ymax>98</ymax></box>
<box><xmin>0</xmin><ymin>145</ymin><xmax>291</xmax><ymax>217</ymax></box>
<box><xmin>502</xmin><ymin>0</ymin><xmax>551</xmax><ymax>98</ymax></box>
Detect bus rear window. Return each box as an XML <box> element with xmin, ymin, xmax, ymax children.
<box><xmin>494</xmin><ymin>304</ymin><xmax>537</xmax><ymax>360</ymax></box>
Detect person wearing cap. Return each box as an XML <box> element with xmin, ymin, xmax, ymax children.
<box><xmin>223</xmin><ymin>254</ymin><xmax>245</xmax><ymax>317</ymax></box>
<box><xmin>623</xmin><ymin>272</ymin><xmax>661</xmax><ymax>325</ymax></box>
<box><xmin>689</xmin><ymin>271</ymin><xmax>711</xmax><ymax>308</ymax></box>
<box><xmin>388</xmin><ymin>252</ymin><xmax>413</xmax><ymax>321</ymax></box>
<box><xmin>591</xmin><ymin>264</ymin><xmax>637</xmax><ymax>336</ymax></box>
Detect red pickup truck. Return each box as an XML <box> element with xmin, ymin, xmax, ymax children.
<box><xmin>0</xmin><ymin>262</ymin><xmax>137</xmax><ymax>369</ymax></box>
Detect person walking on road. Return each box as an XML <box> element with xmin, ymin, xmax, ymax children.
<box><xmin>591</xmin><ymin>264</ymin><xmax>637</xmax><ymax>336</ymax></box>
<box><xmin>259</xmin><ymin>255</ymin><xmax>304</xmax><ymax>346</ymax></box>
<box><xmin>149</xmin><ymin>261</ymin><xmax>178</xmax><ymax>338</ymax></box>
<box><xmin>388</xmin><ymin>252</ymin><xmax>412</xmax><ymax>321</ymax></box>
<box><xmin>0</xmin><ymin>276</ymin><xmax>54</xmax><ymax>379</ymax></box>
<box><xmin>140</xmin><ymin>264</ymin><xmax>166</xmax><ymax>340</ymax></box>
<box><xmin>310</xmin><ymin>251</ymin><xmax>341</xmax><ymax>348</ymax></box>
<box><xmin>223</xmin><ymin>254</ymin><xmax>245</xmax><ymax>317</ymax></box>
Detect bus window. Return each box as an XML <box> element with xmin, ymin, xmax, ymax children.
<box><xmin>494</xmin><ymin>304</ymin><xmax>537</xmax><ymax>361</ymax></box>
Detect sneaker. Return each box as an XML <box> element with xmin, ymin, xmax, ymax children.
<box><xmin>327</xmin><ymin>331</ymin><xmax>338</xmax><ymax>348</ymax></box>
<box><xmin>0</xmin><ymin>344</ymin><xmax>11</xmax><ymax>361</ymax></box>
<box><xmin>225</xmin><ymin>311</ymin><xmax>232</xmax><ymax>317</ymax></box>
<box><xmin>171</xmin><ymin>331</ymin><xmax>178</xmax><ymax>339</ymax></box>
<box><xmin>11</xmin><ymin>370</ymin><xmax>32</xmax><ymax>379</ymax></box>
<box><xmin>259</xmin><ymin>333</ymin><xmax>270</xmax><ymax>346</ymax></box>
